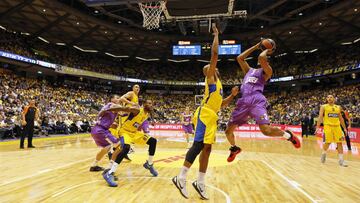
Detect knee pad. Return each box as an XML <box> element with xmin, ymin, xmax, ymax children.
<box><xmin>115</xmin><ymin>144</ymin><xmax>131</xmax><ymax>164</ymax></box>
<box><xmin>147</xmin><ymin>137</ymin><xmax>157</xmax><ymax>156</ymax></box>
<box><xmin>185</xmin><ymin>141</ymin><xmax>204</xmax><ymax>164</ymax></box>
<box><xmin>122</xmin><ymin>144</ymin><xmax>131</xmax><ymax>153</ymax></box>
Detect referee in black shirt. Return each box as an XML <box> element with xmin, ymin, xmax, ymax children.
<box><xmin>20</xmin><ymin>99</ymin><xmax>40</xmax><ymax>149</ymax></box>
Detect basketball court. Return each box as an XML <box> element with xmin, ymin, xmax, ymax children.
<box><xmin>1</xmin><ymin>132</ymin><xmax>359</xmax><ymax>203</ymax></box>
<box><xmin>0</xmin><ymin>0</ymin><xmax>359</xmax><ymax>202</ymax></box>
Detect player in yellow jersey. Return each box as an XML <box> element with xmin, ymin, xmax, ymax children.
<box><xmin>109</xmin><ymin>84</ymin><xmax>141</xmax><ymax>160</ymax></box>
<box><xmin>172</xmin><ymin>24</ymin><xmax>239</xmax><ymax>200</ymax></box>
<box><xmin>110</xmin><ymin>84</ymin><xmax>140</xmax><ymax>135</ymax></box>
<box><xmin>102</xmin><ymin>100</ymin><xmax>158</xmax><ymax>187</ymax></box>
<box><xmin>316</xmin><ymin>95</ymin><xmax>348</xmax><ymax>167</ymax></box>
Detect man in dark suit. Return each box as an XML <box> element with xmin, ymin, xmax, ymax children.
<box><xmin>20</xmin><ymin>99</ymin><xmax>40</xmax><ymax>149</ymax></box>
<box><xmin>301</xmin><ymin>114</ymin><xmax>308</xmax><ymax>138</ymax></box>
<box><xmin>306</xmin><ymin>114</ymin><xmax>314</xmax><ymax>136</ymax></box>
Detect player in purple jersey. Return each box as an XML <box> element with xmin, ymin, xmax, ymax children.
<box><xmin>225</xmin><ymin>41</ymin><xmax>301</xmax><ymax>162</ymax></box>
<box><xmin>181</xmin><ymin>107</ymin><xmax>193</xmax><ymax>148</ymax></box>
<box><xmin>90</xmin><ymin>94</ymin><xmax>138</xmax><ymax>172</ymax></box>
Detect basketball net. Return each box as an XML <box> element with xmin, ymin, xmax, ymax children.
<box><xmin>138</xmin><ymin>1</ymin><xmax>165</xmax><ymax>30</ymax></box>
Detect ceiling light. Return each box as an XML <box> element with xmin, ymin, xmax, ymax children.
<box><xmin>118</xmin><ymin>21</ymin><xmax>122</xmax><ymax>24</ymax></box>
<box><xmin>155</xmin><ymin>40</ymin><xmax>158</xmax><ymax>43</ymax></box>
<box><xmin>289</xmin><ymin>31</ymin><xmax>292</xmax><ymax>34</ymax></box>
<box><xmin>105</xmin><ymin>52</ymin><xmax>129</xmax><ymax>58</ymax></box>
<box><xmin>130</xmin><ymin>37</ymin><xmax>133</xmax><ymax>40</ymax></box>
<box><xmin>260</xmin><ymin>25</ymin><xmax>264</xmax><ymax>28</ymax></box>
<box><xmin>298</xmin><ymin>13</ymin><xmax>303</xmax><ymax>16</ymax></box>
<box><xmin>94</xmin><ymin>10</ymin><xmax>99</xmax><ymax>14</ymax></box>
<box><xmin>135</xmin><ymin>56</ymin><xmax>160</xmax><ymax>61</ymax></box>
<box><xmin>353</xmin><ymin>37</ymin><xmax>360</xmax><ymax>43</ymax></box>
<box><xmin>341</xmin><ymin>42</ymin><xmax>352</xmax><ymax>45</ymax></box>
<box><xmin>319</xmin><ymin>22</ymin><xmax>322</xmax><ymax>26</ymax></box>
<box><xmin>192</xmin><ymin>30</ymin><xmax>195</xmax><ymax>33</ymax></box>
<box><xmin>104</xmin><ymin>31</ymin><xmax>108</xmax><ymax>34</ymax></box>
<box><xmin>37</xmin><ymin>71</ymin><xmax>42</xmax><ymax>74</ymax></box>
<box><xmin>355</xmin><ymin>8</ymin><xmax>358</xmax><ymax>12</ymax></box>
<box><xmin>73</xmin><ymin>45</ymin><xmax>98</xmax><ymax>52</ymax></box>
<box><xmin>76</xmin><ymin>22</ymin><xmax>79</xmax><ymax>25</ymax></box>
<box><xmin>42</xmin><ymin>9</ymin><xmax>46</xmax><ymax>12</ymax></box>
<box><xmin>37</xmin><ymin>36</ymin><xmax>49</xmax><ymax>43</ymax></box>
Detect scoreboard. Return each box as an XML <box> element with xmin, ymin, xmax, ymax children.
<box><xmin>172</xmin><ymin>45</ymin><xmax>201</xmax><ymax>56</ymax></box>
<box><xmin>218</xmin><ymin>44</ymin><xmax>241</xmax><ymax>55</ymax></box>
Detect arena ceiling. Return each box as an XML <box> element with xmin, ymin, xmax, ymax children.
<box><xmin>0</xmin><ymin>0</ymin><xmax>359</xmax><ymax>58</ymax></box>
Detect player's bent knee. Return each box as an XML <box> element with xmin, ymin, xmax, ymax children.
<box><xmin>147</xmin><ymin>137</ymin><xmax>157</xmax><ymax>146</ymax></box>
<box><xmin>115</xmin><ymin>144</ymin><xmax>131</xmax><ymax>164</ymax></box>
<box><xmin>122</xmin><ymin>144</ymin><xmax>131</xmax><ymax>153</ymax></box>
<box><xmin>147</xmin><ymin>137</ymin><xmax>157</xmax><ymax>156</ymax></box>
<box><xmin>185</xmin><ymin>141</ymin><xmax>204</xmax><ymax>164</ymax></box>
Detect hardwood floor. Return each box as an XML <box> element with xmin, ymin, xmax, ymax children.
<box><xmin>0</xmin><ymin>132</ymin><xmax>359</xmax><ymax>203</ymax></box>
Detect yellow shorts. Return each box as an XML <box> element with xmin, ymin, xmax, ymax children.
<box><xmin>193</xmin><ymin>106</ymin><xmax>218</xmax><ymax>144</ymax></box>
<box><xmin>323</xmin><ymin>125</ymin><xmax>344</xmax><ymax>143</ymax></box>
<box><xmin>119</xmin><ymin>129</ymin><xmax>150</xmax><ymax>145</ymax></box>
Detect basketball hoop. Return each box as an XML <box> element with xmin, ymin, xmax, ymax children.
<box><xmin>138</xmin><ymin>1</ymin><xmax>166</xmax><ymax>30</ymax></box>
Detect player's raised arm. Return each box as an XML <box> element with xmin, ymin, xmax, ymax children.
<box><xmin>206</xmin><ymin>23</ymin><xmax>219</xmax><ymax>79</ymax></box>
<box><xmin>120</xmin><ymin>91</ymin><xmax>135</xmax><ymax>105</ymax></box>
<box><xmin>258</xmin><ymin>49</ymin><xmax>273</xmax><ymax>81</ymax></box>
<box><xmin>221</xmin><ymin>86</ymin><xmax>239</xmax><ymax>108</ymax></box>
<box><xmin>237</xmin><ymin>42</ymin><xmax>260</xmax><ymax>74</ymax></box>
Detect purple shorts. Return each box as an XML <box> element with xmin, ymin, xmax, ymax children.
<box><xmin>139</xmin><ymin>120</ymin><xmax>150</xmax><ymax>133</ymax></box>
<box><xmin>182</xmin><ymin>124</ymin><xmax>193</xmax><ymax>134</ymax></box>
<box><xmin>228</xmin><ymin>93</ymin><xmax>270</xmax><ymax>126</ymax></box>
<box><xmin>91</xmin><ymin>125</ymin><xmax>119</xmax><ymax>148</ymax></box>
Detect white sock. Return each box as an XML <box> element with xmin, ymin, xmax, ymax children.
<box><xmin>92</xmin><ymin>160</ymin><xmax>98</xmax><ymax>167</ymax></box>
<box><xmin>109</xmin><ymin>162</ymin><xmax>118</xmax><ymax>174</ymax></box>
<box><xmin>339</xmin><ymin>154</ymin><xmax>344</xmax><ymax>161</ymax></box>
<box><xmin>197</xmin><ymin>172</ymin><xmax>206</xmax><ymax>184</ymax></box>
<box><xmin>108</xmin><ymin>160</ymin><xmax>114</xmax><ymax>169</ymax></box>
<box><xmin>283</xmin><ymin>132</ymin><xmax>291</xmax><ymax>139</ymax></box>
<box><xmin>179</xmin><ymin>166</ymin><xmax>189</xmax><ymax>180</ymax></box>
<box><xmin>148</xmin><ymin>156</ymin><xmax>154</xmax><ymax>165</ymax></box>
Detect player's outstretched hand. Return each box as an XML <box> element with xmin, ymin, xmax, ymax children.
<box><xmin>212</xmin><ymin>23</ymin><xmax>219</xmax><ymax>35</ymax></box>
<box><xmin>231</xmin><ymin>86</ymin><xmax>239</xmax><ymax>96</ymax></box>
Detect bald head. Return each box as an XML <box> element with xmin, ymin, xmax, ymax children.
<box><xmin>203</xmin><ymin>64</ymin><xmax>219</xmax><ymax>77</ymax></box>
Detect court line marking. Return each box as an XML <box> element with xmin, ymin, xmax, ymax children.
<box><xmin>50</xmin><ymin>176</ymin><xmax>231</xmax><ymax>203</ymax></box>
<box><xmin>261</xmin><ymin>160</ymin><xmax>318</xmax><ymax>203</ymax></box>
<box><xmin>0</xmin><ymin>157</ymin><xmax>93</xmax><ymax>187</ymax></box>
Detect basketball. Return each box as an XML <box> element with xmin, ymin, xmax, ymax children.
<box><xmin>260</xmin><ymin>38</ymin><xmax>276</xmax><ymax>51</ymax></box>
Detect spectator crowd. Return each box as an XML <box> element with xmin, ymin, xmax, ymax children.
<box><xmin>1</xmin><ymin>68</ymin><xmax>359</xmax><ymax>139</ymax></box>
<box><xmin>1</xmin><ymin>29</ymin><xmax>359</xmax><ymax>84</ymax></box>
<box><xmin>1</xmin><ymin>29</ymin><xmax>359</xmax><ymax>139</ymax></box>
